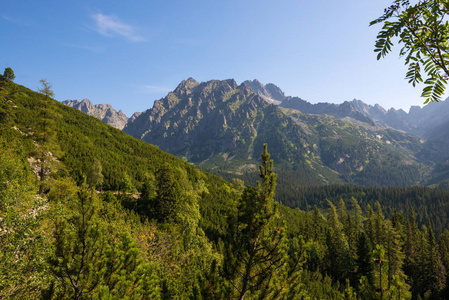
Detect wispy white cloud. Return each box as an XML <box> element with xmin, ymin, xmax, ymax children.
<box><xmin>90</xmin><ymin>13</ymin><xmax>145</xmax><ymax>42</ymax></box>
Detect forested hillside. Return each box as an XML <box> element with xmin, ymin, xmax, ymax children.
<box><xmin>2</xmin><ymin>74</ymin><xmax>449</xmax><ymax>298</ymax></box>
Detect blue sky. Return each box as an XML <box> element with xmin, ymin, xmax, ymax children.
<box><xmin>1</xmin><ymin>0</ymin><xmax>438</xmax><ymax>117</ymax></box>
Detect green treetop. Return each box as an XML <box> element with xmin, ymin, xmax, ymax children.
<box><xmin>223</xmin><ymin>144</ymin><xmax>305</xmax><ymax>299</ymax></box>
<box><xmin>38</xmin><ymin>79</ymin><xmax>54</xmax><ymax>99</ymax></box>
<box><xmin>3</xmin><ymin>67</ymin><xmax>15</xmax><ymax>81</ymax></box>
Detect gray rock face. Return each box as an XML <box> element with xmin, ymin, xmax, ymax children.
<box><xmin>123</xmin><ymin>78</ymin><xmax>273</xmax><ymax>162</ymax></box>
<box><xmin>280</xmin><ymin>97</ymin><xmax>376</xmax><ymax>126</ymax></box>
<box><xmin>62</xmin><ymin>99</ymin><xmax>128</xmax><ymax>130</ymax></box>
<box><xmin>243</xmin><ymin>79</ymin><xmax>285</xmax><ymax>104</ymax></box>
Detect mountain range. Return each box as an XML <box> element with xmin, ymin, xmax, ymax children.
<box><xmin>62</xmin><ymin>78</ymin><xmax>449</xmax><ymax>189</ymax></box>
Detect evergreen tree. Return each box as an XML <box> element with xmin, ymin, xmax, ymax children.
<box><xmin>391</xmin><ymin>209</ymin><xmax>405</xmax><ymax>230</ymax></box>
<box><xmin>337</xmin><ymin>198</ymin><xmax>348</xmax><ymax>225</ymax></box>
<box><xmin>35</xmin><ymin>79</ymin><xmax>56</xmax><ymax>196</ymax></box>
<box><xmin>373</xmin><ymin>244</ymin><xmax>388</xmax><ymax>300</ymax></box>
<box><xmin>366</xmin><ymin>204</ymin><xmax>376</xmax><ymax>246</ymax></box>
<box><xmin>439</xmin><ymin>230</ymin><xmax>449</xmax><ymax>299</ymax></box>
<box><xmin>151</xmin><ymin>163</ymin><xmax>182</xmax><ymax>223</ymax></box>
<box><xmin>424</xmin><ymin>224</ymin><xmax>442</xmax><ymax>299</ymax></box>
<box><xmin>86</xmin><ymin>158</ymin><xmax>104</xmax><ymax>190</ymax></box>
<box><xmin>3</xmin><ymin>67</ymin><xmax>15</xmax><ymax>81</ymax></box>
<box><xmin>120</xmin><ymin>172</ymin><xmax>136</xmax><ymax>194</ymax></box>
<box><xmin>324</xmin><ymin>201</ymin><xmax>353</xmax><ymax>283</ymax></box>
<box><xmin>223</xmin><ymin>144</ymin><xmax>304</xmax><ymax>299</ymax></box>
<box><xmin>38</xmin><ymin>79</ymin><xmax>54</xmax><ymax>99</ymax></box>
<box><xmin>46</xmin><ymin>187</ymin><xmax>159</xmax><ymax>298</ymax></box>
<box><xmin>373</xmin><ymin>201</ymin><xmax>386</xmax><ymax>246</ymax></box>
<box><xmin>384</xmin><ymin>220</ymin><xmax>405</xmax><ymax>290</ymax></box>
<box><xmin>310</xmin><ymin>205</ymin><xmax>325</xmax><ymax>242</ymax></box>
<box><xmin>414</xmin><ymin>229</ymin><xmax>428</xmax><ymax>299</ymax></box>
<box><xmin>344</xmin><ymin>214</ymin><xmax>357</xmax><ymax>256</ymax></box>
<box><xmin>356</xmin><ymin>232</ymin><xmax>374</xmax><ymax>286</ymax></box>
<box><xmin>404</xmin><ymin>209</ymin><xmax>419</xmax><ymax>290</ymax></box>
<box><xmin>137</xmin><ymin>177</ymin><xmax>156</xmax><ymax>216</ymax></box>
<box><xmin>351</xmin><ymin>197</ymin><xmax>364</xmax><ymax>234</ymax></box>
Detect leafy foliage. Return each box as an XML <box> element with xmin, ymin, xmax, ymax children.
<box><xmin>371</xmin><ymin>0</ymin><xmax>449</xmax><ymax>103</ymax></box>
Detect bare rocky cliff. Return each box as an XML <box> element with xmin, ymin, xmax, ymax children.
<box><xmin>62</xmin><ymin>98</ymin><xmax>128</xmax><ymax>130</ymax></box>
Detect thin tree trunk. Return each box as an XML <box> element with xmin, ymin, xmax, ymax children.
<box><xmin>239</xmin><ymin>235</ymin><xmax>260</xmax><ymax>300</ymax></box>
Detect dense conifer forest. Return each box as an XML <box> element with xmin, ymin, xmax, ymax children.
<box><xmin>2</xmin><ymin>74</ymin><xmax>449</xmax><ymax>299</ymax></box>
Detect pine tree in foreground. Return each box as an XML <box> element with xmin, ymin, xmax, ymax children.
<box><xmin>46</xmin><ymin>187</ymin><xmax>160</xmax><ymax>299</ymax></box>
<box><xmin>223</xmin><ymin>144</ymin><xmax>306</xmax><ymax>299</ymax></box>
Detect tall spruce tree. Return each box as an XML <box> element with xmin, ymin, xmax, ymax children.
<box><xmin>351</xmin><ymin>197</ymin><xmax>364</xmax><ymax>234</ymax></box>
<box><xmin>311</xmin><ymin>205</ymin><xmax>325</xmax><ymax>242</ymax></box>
<box><xmin>325</xmin><ymin>201</ymin><xmax>353</xmax><ymax>283</ymax></box>
<box><xmin>439</xmin><ymin>230</ymin><xmax>449</xmax><ymax>299</ymax></box>
<box><xmin>384</xmin><ymin>220</ymin><xmax>405</xmax><ymax>290</ymax></box>
<box><xmin>425</xmin><ymin>224</ymin><xmax>442</xmax><ymax>299</ymax></box>
<box><xmin>223</xmin><ymin>144</ymin><xmax>304</xmax><ymax>299</ymax></box>
<box><xmin>404</xmin><ymin>209</ymin><xmax>419</xmax><ymax>289</ymax></box>
<box><xmin>36</xmin><ymin>79</ymin><xmax>55</xmax><ymax>196</ymax></box>
<box><xmin>355</xmin><ymin>232</ymin><xmax>374</xmax><ymax>286</ymax></box>
<box><xmin>152</xmin><ymin>163</ymin><xmax>182</xmax><ymax>223</ymax></box>
<box><xmin>373</xmin><ymin>244</ymin><xmax>387</xmax><ymax>300</ymax></box>
<box><xmin>373</xmin><ymin>202</ymin><xmax>386</xmax><ymax>246</ymax></box>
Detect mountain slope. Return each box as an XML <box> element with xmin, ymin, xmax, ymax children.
<box><xmin>62</xmin><ymin>98</ymin><xmax>129</xmax><ymax>129</ymax></box>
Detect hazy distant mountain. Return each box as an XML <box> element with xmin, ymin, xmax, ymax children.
<box><xmin>280</xmin><ymin>97</ymin><xmax>376</xmax><ymax>126</ymax></box>
<box><xmin>62</xmin><ymin>99</ymin><xmax>128</xmax><ymax>130</ymax></box>
<box><xmin>124</xmin><ymin>78</ymin><xmax>428</xmax><ymax>187</ymax></box>
<box><xmin>280</xmin><ymin>97</ymin><xmax>449</xmax><ymax>144</ymax></box>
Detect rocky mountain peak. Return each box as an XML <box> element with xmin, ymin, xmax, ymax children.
<box><xmin>80</xmin><ymin>98</ymin><xmax>92</xmax><ymax>104</ymax></box>
<box><xmin>243</xmin><ymin>80</ymin><xmax>285</xmax><ymax>103</ymax></box>
<box><xmin>124</xmin><ymin>78</ymin><xmax>277</xmax><ymax>163</ymax></box>
<box><xmin>173</xmin><ymin>77</ymin><xmax>200</xmax><ymax>96</ymax></box>
<box><xmin>265</xmin><ymin>83</ymin><xmax>286</xmax><ymax>101</ymax></box>
<box><xmin>62</xmin><ymin>99</ymin><xmax>128</xmax><ymax>130</ymax></box>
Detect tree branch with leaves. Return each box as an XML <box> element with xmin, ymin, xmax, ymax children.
<box><xmin>371</xmin><ymin>0</ymin><xmax>449</xmax><ymax>103</ymax></box>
